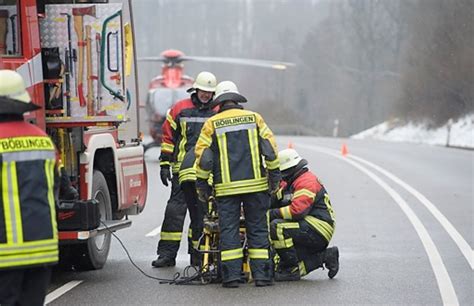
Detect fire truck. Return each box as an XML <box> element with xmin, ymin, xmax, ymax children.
<box><xmin>0</xmin><ymin>0</ymin><xmax>147</xmax><ymax>270</ymax></box>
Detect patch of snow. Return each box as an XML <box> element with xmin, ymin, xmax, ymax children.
<box><xmin>351</xmin><ymin>114</ymin><xmax>473</xmax><ymax>149</ymax></box>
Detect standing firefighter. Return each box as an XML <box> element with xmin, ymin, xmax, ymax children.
<box><xmin>0</xmin><ymin>70</ymin><xmax>58</xmax><ymax>305</ymax></box>
<box><xmin>270</xmin><ymin>148</ymin><xmax>339</xmax><ymax>281</ymax></box>
<box><xmin>194</xmin><ymin>81</ymin><xmax>281</xmax><ymax>288</ymax></box>
<box><xmin>152</xmin><ymin>71</ymin><xmax>217</xmax><ymax>268</ymax></box>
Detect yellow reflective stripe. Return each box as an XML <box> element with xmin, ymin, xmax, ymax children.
<box><xmin>221</xmin><ymin>248</ymin><xmax>243</xmax><ymax>261</ymax></box>
<box><xmin>293</xmin><ymin>189</ymin><xmax>316</xmax><ymax>200</ymax></box>
<box><xmin>265</xmin><ymin>158</ymin><xmax>279</xmax><ymax>170</ymax></box>
<box><xmin>280</xmin><ymin>206</ymin><xmax>292</xmax><ymax>219</ymax></box>
<box><xmin>259</xmin><ymin>124</ymin><xmax>270</xmax><ymax>138</ymax></box>
<box><xmin>45</xmin><ymin>159</ymin><xmax>57</xmax><ymax>240</ymax></box>
<box><xmin>188</xmin><ymin>228</ymin><xmax>192</xmax><ymax>238</ymax></box>
<box><xmin>0</xmin><ymin>240</ymin><xmax>57</xmax><ymax>255</ymax></box>
<box><xmin>0</xmin><ymin>249</ymin><xmax>58</xmax><ymax>268</ymax></box>
<box><xmin>2</xmin><ymin>161</ymin><xmax>13</xmax><ymax>244</ymax></box>
<box><xmin>196</xmin><ymin>168</ymin><xmax>211</xmax><ymax>179</ymax></box>
<box><xmin>298</xmin><ymin>261</ymin><xmax>307</xmax><ymax>276</ymax></box>
<box><xmin>0</xmin><ymin>136</ymin><xmax>55</xmax><ymax>153</ymax></box>
<box><xmin>161</xmin><ymin>143</ymin><xmax>174</xmax><ymax>153</ymax></box>
<box><xmin>166</xmin><ymin>110</ymin><xmax>177</xmax><ymax>130</ymax></box>
<box><xmin>214</xmin><ymin>178</ymin><xmax>268</xmax><ymax>196</ymax></box>
<box><xmin>272</xmin><ymin>238</ymin><xmax>294</xmax><ymax>249</ymax></box>
<box><xmin>198</xmin><ymin>133</ymin><xmax>212</xmax><ymax>147</ymax></box>
<box><xmin>176</xmin><ymin>121</ymin><xmax>187</xmax><ymax>164</ymax></box>
<box><xmin>248</xmin><ymin>128</ymin><xmax>261</xmax><ymax>179</ymax></box>
<box><xmin>248</xmin><ymin>248</ymin><xmax>269</xmax><ymax>259</ymax></box>
<box><xmin>324</xmin><ymin>193</ymin><xmax>336</xmax><ymax>222</ymax></box>
<box><xmin>304</xmin><ymin>216</ymin><xmax>334</xmax><ymax>242</ymax></box>
<box><xmin>160</xmin><ymin>161</ymin><xmax>171</xmax><ymax>167</ymax></box>
<box><xmin>172</xmin><ymin>163</ymin><xmax>182</xmax><ymax>173</ymax></box>
<box><xmin>276</xmin><ymin>187</ymin><xmax>283</xmax><ymax>200</ymax></box>
<box><xmin>217</xmin><ymin>133</ymin><xmax>230</xmax><ymax>183</ymax></box>
<box><xmin>160</xmin><ymin>231</ymin><xmax>182</xmax><ymax>241</ymax></box>
<box><xmin>10</xmin><ymin>162</ymin><xmax>22</xmax><ymax>243</ymax></box>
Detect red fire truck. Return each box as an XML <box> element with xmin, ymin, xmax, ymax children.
<box><xmin>0</xmin><ymin>0</ymin><xmax>147</xmax><ymax>270</ymax></box>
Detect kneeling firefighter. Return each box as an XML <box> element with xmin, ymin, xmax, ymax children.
<box><xmin>269</xmin><ymin>148</ymin><xmax>339</xmax><ymax>281</ymax></box>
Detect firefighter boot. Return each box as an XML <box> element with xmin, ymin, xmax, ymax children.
<box><xmin>255</xmin><ymin>279</ymin><xmax>274</xmax><ymax>287</ymax></box>
<box><xmin>222</xmin><ymin>280</ymin><xmax>240</xmax><ymax>288</ymax></box>
<box><xmin>324</xmin><ymin>246</ymin><xmax>339</xmax><ymax>279</ymax></box>
<box><xmin>151</xmin><ymin>256</ymin><xmax>176</xmax><ymax>268</ymax></box>
<box><xmin>274</xmin><ymin>266</ymin><xmax>301</xmax><ymax>282</ymax></box>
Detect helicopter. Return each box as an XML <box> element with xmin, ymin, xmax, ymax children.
<box><xmin>139</xmin><ymin>49</ymin><xmax>294</xmax><ymax>151</ymax></box>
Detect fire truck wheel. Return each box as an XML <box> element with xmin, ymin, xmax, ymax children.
<box><xmin>74</xmin><ymin>170</ymin><xmax>113</xmax><ymax>270</ymax></box>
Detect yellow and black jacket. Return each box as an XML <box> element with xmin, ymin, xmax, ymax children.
<box><xmin>195</xmin><ymin>104</ymin><xmax>279</xmax><ymax>197</ymax></box>
<box><xmin>0</xmin><ymin>119</ymin><xmax>58</xmax><ymax>270</ymax></box>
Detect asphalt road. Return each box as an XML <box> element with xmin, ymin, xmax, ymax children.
<box><xmin>46</xmin><ymin>136</ymin><xmax>473</xmax><ymax>305</ymax></box>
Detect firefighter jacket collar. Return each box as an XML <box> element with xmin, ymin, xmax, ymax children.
<box><xmin>284</xmin><ymin>165</ymin><xmax>309</xmax><ymax>185</ymax></box>
<box><xmin>0</xmin><ymin>96</ymin><xmax>40</xmax><ymax>115</ymax></box>
<box><xmin>191</xmin><ymin>93</ymin><xmax>214</xmax><ymax>110</ymax></box>
<box><xmin>218</xmin><ymin>103</ymin><xmax>244</xmax><ymax>113</ymax></box>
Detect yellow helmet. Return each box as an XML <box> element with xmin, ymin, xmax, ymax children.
<box><xmin>0</xmin><ymin>69</ymin><xmax>39</xmax><ymax>114</ymax></box>
<box><xmin>278</xmin><ymin>148</ymin><xmax>302</xmax><ymax>172</ymax></box>
<box><xmin>188</xmin><ymin>71</ymin><xmax>217</xmax><ymax>93</ymax></box>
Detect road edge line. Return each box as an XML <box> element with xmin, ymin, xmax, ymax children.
<box><xmin>45</xmin><ymin>280</ymin><xmax>83</xmax><ymax>305</ymax></box>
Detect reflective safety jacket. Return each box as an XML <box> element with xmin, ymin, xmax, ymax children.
<box><xmin>160</xmin><ymin>94</ymin><xmax>217</xmax><ymax>174</ymax></box>
<box><xmin>195</xmin><ymin>104</ymin><xmax>280</xmax><ymax>197</ymax></box>
<box><xmin>0</xmin><ymin>120</ymin><xmax>58</xmax><ymax>270</ymax></box>
<box><xmin>271</xmin><ymin>169</ymin><xmax>336</xmax><ymax>242</ymax></box>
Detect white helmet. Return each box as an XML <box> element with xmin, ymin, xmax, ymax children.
<box><xmin>188</xmin><ymin>71</ymin><xmax>217</xmax><ymax>93</ymax></box>
<box><xmin>0</xmin><ymin>70</ymin><xmax>31</xmax><ymax>103</ymax></box>
<box><xmin>213</xmin><ymin>80</ymin><xmax>247</xmax><ymax>104</ymax></box>
<box><xmin>0</xmin><ymin>69</ymin><xmax>39</xmax><ymax>114</ymax></box>
<box><xmin>278</xmin><ymin>148</ymin><xmax>303</xmax><ymax>171</ymax></box>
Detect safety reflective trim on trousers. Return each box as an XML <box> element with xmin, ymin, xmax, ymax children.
<box><xmin>192</xmin><ymin>240</ymin><xmax>200</xmax><ymax>248</ymax></box>
<box><xmin>1</xmin><ymin>150</ymin><xmax>56</xmax><ymax>162</ymax></box>
<box><xmin>215</xmin><ymin>123</ymin><xmax>257</xmax><ymax>135</ymax></box>
<box><xmin>0</xmin><ymin>136</ymin><xmax>55</xmax><ymax>154</ymax></box>
<box><xmin>198</xmin><ymin>133</ymin><xmax>212</xmax><ymax>147</ymax></box>
<box><xmin>304</xmin><ymin>216</ymin><xmax>334</xmax><ymax>242</ymax></box>
<box><xmin>298</xmin><ymin>261</ymin><xmax>307</xmax><ymax>276</ymax></box>
<box><xmin>272</xmin><ymin>238</ymin><xmax>294</xmax><ymax>249</ymax></box>
<box><xmin>265</xmin><ymin>158</ymin><xmax>280</xmax><ymax>170</ymax></box>
<box><xmin>276</xmin><ymin>222</ymin><xmax>300</xmax><ymax>244</ymax></box>
<box><xmin>177</xmin><ymin>121</ymin><xmax>187</xmax><ymax>166</ymax></box>
<box><xmin>221</xmin><ymin>248</ymin><xmax>243</xmax><ymax>261</ymax></box>
<box><xmin>45</xmin><ymin>159</ymin><xmax>58</xmax><ymax>240</ymax></box>
<box><xmin>160</xmin><ymin>231</ymin><xmax>182</xmax><ymax>241</ymax></box>
<box><xmin>293</xmin><ymin>189</ymin><xmax>316</xmax><ymax>200</ymax></box>
<box><xmin>0</xmin><ymin>249</ymin><xmax>58</xmax><ymax>268</ymax></box>
<box><xmin>248</xmin><ymin>248</ymin><xmax>269</xmax><ymax>259</ymax></box>
<box><xmin>0</xmin><ymin>240</ymin><xmax>57</xmax><ymax>255</ymax></box>
<box><xmin>248</xmin><ymin>128</ymin><xmax>261</xmax><ymax>179</ymax></box>
<box><xmin>180</xmin><ymin>116</ymin><xmax>209</xmax><ymax>123</ymax></box>
<box><xmin>161</xmin><ymin>143</ymin><xmax>174</xmax><ymax>154</ymax></box>
<box><xmin>280</xmin><ymin>206</ymin><xmax>292</xmax><ymax>219</ymax></box>
<box><xmin>166</xmin><ymin>110</ymin><xmax>177</xmax><ymax>130</ymax></box>
<box><xmin>216</xmin><ymin>133</ymin><xmax>230</xmax><ymax>183</ymax></box>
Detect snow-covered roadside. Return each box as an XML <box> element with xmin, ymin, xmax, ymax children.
<box><xmin>351</xmin><ymin>114</ymin><xmax>473</xmax><ymax>149</ymax></box>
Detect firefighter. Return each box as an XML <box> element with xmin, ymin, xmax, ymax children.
<box><xmin>0</xmin><ymin>70</ymin><xmax>59</xmax><ymax>305</ymax></box>
<box><xmin>269</xmin><ymin>148</ymin><xmax>339</xmax><ymax>281</ymax></box>
<box><xmin>152</xmin><ymin>71</ymin><xmax>218</xmax><ymax>268</ymax></box>
<box><xmin>194</xmin><ymin>81</ymin><xmax>281</xmax><ymax>288</ymax></box>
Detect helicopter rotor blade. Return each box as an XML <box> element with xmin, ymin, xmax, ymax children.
<box><xmin>181</xmin><ymin>56</ymin><xmax>295</xmax><ymax>70</ymax></box>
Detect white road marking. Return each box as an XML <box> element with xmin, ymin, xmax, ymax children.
<box><xmin>146</xmin><ymin>225</ymin><xmax>162</xmax><ymax>237</ymax></box>
<box><xmin>298</xmin><ymin>143</ymin><xmax>459</xmax><ymax>306</ymax></box>
<box><xmin>349</xmin><ymin>154</ymin><xmax>474</xmax><ymax>270</ymax></box>
<box><xmin>45</xmin><ymin>280</ymin><xmax>83</xmax><ymax>305</ymax></box>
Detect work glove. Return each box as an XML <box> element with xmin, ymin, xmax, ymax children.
<box><xmin>196</xmin><ymin>178</ymin><xmax>211</xmax><ymax>203</ymax></box>
<box><xmin>160</xmin><ymin>165</ymin><xmax>172</xmax><ymax>186</ymax></box>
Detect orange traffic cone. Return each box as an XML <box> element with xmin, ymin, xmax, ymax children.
<box><xmin>288</xmin><ymin>141</ymin><xmax>294</xmax><ymax>149</ymax></box>
<box><xmin>341</xmin><ymin>143</ymin><xmax>348</xmax><ymax>156</ymax></box>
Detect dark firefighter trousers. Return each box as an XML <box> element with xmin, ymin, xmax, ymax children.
<box><xmin>216</xmin><ymin>192</ymin><xmax>272</xmax><ymax>283</ymax></box>
<box><xmin>181</xmin><ymin>181</ymin><xmax>205</xmax><ymax>261</ymax></box>
<box><xmin>0</xmin><ymin>266</ymin><xmax>52</xmax><ymax>305</ymax></box>
<box><xmin>270</xmin><ymin>218</ymin><xmax>329</xmax><ymax>276</ymax></box>
<box><xmin>157</xmin><ymin>176</ymin><xmax>190</xmax><ymax>259</ymax></box>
